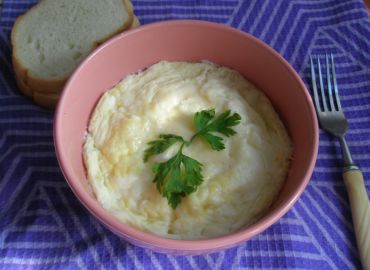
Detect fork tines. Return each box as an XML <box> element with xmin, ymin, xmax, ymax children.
<box><xmin>310</xmin><ymin>54</ymin><xmax>342</xmax><ymax>112</ymax></box>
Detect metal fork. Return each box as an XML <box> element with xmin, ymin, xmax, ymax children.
<box><xmin>310</xmin><ymin>54</ymin><xmax>370</xmax><ymax>270</ymax></box>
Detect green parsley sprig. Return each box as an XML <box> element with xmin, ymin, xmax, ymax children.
<box><xmin>143</xmin><ymin>109</ymin><xmax>241</xmax><ymax>209</ymax></box>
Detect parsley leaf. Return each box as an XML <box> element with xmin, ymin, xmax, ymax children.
<box><xmin>143</xmin><ymin>134</ymin><xmax>185</xmax><ymax>162</ymax></box>
<box><xmin>193</xmin><ymin>109</ymin><xmax>241</xmax><ymax>150</ymax></box>
<box><xmin>152</xmin><ymin>146</ymin><xmax>203</xmax><ymax>209</ymax></box>
<box><xmin>143</xmin><ymin>109</ymin><xmax>241</xmax><ymax>208</ymax></box>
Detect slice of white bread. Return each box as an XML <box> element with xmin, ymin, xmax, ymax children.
<box><xmin>12</xmin><ymin>0</ymin><xmax>135</xmax><ymax>101</ymax></box>
<box><xmin>14</xmin><ymin>14</ymin><xmax>140</xmax><ymax>109</ymax></box>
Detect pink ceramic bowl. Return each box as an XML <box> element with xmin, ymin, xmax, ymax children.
<box><xmin>54</xmin><ymin>20</ymin><xmax>318</xmax><ymax>255</ymax></box>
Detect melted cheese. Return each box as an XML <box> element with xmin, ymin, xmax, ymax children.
<box><xmin>83</xmin><ymin>61</ymin><xmax>292</xmax><ymax>239</ymax></box>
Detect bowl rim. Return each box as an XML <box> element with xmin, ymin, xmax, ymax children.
<box><xmin>54</xmin><ymin>19</ymin><xmax>319</xmax><ymax>252</ymax></box>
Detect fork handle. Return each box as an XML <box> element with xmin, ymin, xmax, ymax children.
<box><xmin>343</xmin><ymin>168</ymin><xmax>370</xmax><ymax>270</ymax></box>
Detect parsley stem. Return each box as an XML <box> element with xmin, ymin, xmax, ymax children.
<box><xmin>179</xmin><ymin>142</ymin><xmax>185</xmax><ymax>152</ymax></box>
<box><xmin>190</xmin><ymin>133</ymin><xmax>199</xmax><ymax>143</ymax></box>
<box><xmin>143</xmin><ymin>108</ymin><xmax>241</xmax><ymax>208</ymax></box>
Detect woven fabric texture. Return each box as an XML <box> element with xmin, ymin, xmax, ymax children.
<box><xmin>0</xmin><ymin>1</ymin><xmax>370</xmax><ymax>269</ymax></box>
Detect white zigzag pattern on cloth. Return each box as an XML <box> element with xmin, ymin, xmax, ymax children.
<box><xmin>283</xmin><ymin>3</ymin><xmax>364</xmax><ymax>63</ymax></box>
<box><xmin>0</xmin><ymin>182</ymin><xmax>85</xmax><ymax>269</ymax></box>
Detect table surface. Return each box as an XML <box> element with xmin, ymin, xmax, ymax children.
<box><xmin>0</xmin><ymin>1</ymin><xmax>370</xmax><ymax>270</ymax></box>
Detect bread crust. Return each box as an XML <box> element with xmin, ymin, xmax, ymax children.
<box><xmin>131</xmin><ymin>16</ymin><xmax>141</xmax><ymax>28</ymax></box>
<box><xmin>15</xmin><ymin>72</ymin><xmax>59</xmax><ymax>109</ymax></box>
<box><xmin>33</xmin><ymin>91</ymin><xmax>59</xmax><ymax>110</ymax></box>
<box><xmin>12</xmin><ymin>55</ymin><xmax>65</xmax><ymax>94</ymax></box>
<box><xmin>15</xmin><ymin>73</ymin><xmax>33</xmax><ymax>98</ymax></box>
<box><xmin>93</xmin><ymin>0</ymin><xmax>134</xmax><ymax>46</ymax></box>
<box><xmin>11</xmin><ymin>0</ymin><xmax>135</xmax><ymax>95</ymax></box>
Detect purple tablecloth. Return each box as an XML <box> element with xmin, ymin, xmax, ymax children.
<box><xmin>1</xmin><ymin>0</ymin><xmax>370</xmax><ymax>269</ymax></box>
